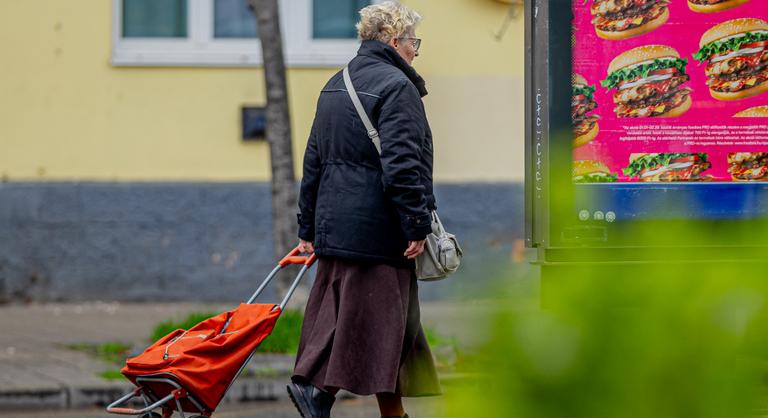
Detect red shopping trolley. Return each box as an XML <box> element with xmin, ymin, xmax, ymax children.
<box><xmin>106</xmin><ymin>247</ymin><xmax>316</xmax><ymax>418</ymax></box>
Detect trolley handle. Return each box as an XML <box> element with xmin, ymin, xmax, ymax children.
<box><xmin>279</xmin><ymin>247</ymin><xmax>318</xmax><ymax>267</ymax></box>
<box><xmin>245</xmin><ymin>246</ymin><xmax>317</xmax><ymax>307</ymax></box>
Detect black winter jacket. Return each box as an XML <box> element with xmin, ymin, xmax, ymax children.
<box><xmin>297</xmin><ymin>40</ymin><xmax>436</xmax><ymax>266</ymax></box>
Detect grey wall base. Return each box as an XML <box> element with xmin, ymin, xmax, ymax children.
<box><xmin>0</xmin><ymin>182</ymin><xmax>523</xmax><ymax>303</ymax></box>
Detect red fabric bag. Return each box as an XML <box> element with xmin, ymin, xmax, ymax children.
<box><xmin>121</xmin><ymin>303</ymin><xmax>281</xmax><ymax>411</ymax></box>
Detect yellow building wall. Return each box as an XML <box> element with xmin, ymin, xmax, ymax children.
<box><xmin>0</xmin><ymin>0</ymin><xmax>524</xmax><ymax>182</ymax></box>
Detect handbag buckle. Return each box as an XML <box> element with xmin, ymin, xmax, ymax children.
<box><xmin>367</xmin><ymin>129</ymin><xmax>379</xmax><ymax>139</ymax></box>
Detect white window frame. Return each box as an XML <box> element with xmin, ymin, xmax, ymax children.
<box><xmin>112</xmin><ymin>0</ymin><xmax>376</xmax><ymax>67</ymax></box>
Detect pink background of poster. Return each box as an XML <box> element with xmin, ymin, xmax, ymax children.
<box><xmin>572</xmin><ymin>0</ymin><xmax>768</xmax><ymax>182</ymax></box>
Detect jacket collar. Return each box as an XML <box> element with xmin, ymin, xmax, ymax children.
<box><xmin>356</xmin><ymin>40</ymin><xmax>428</xmax><ymax>97</ymax></box>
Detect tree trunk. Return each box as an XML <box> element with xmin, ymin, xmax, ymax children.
<box><xmin>248</xmin><ymin>0</ymin><xmax>299</xmax><ymax>299</ymax></box>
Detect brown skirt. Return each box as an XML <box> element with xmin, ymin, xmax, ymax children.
<box><xmin>292</xmin><ymin>257</ymin><xmax>441</xmax><ymax>397</ymax></box>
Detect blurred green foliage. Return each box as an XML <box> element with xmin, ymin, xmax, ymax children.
<box><xmin>447</xmin><ymin>247</ymin><xmax>768</xmax><ymax>418</ymax></box>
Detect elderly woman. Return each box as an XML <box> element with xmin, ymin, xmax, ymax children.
<box><xmin>286</xmin><ymin>2</ymin><xmax>440</xmax><ymax>418</ymax></box>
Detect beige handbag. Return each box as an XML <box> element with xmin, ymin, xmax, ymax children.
<box><xmin>343</xmin><ymin>67</ymin><xmax>462</xmax><ymax>281</ymax></box>
<box><xmin>414</xmin><ymin>211</ymin><xmax>463</xmax><ymax>281</ymax></box>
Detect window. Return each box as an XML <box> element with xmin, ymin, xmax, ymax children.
<box><xmin>313</xmin><ymin>0</ymin><xmax>369</xmax><ymax>39</ymax></box>
<box><xmin>214</xmin><ymin>0</ymin><xmax>258</xmax><ymax>39</ymax></box>
<box><xmin>112</xmin><ymin>0</ymin><xmax>377</xmax><ymax>67</ymax></box>
<box><xmin>123</xmin><ymin>0</ymin><xmax>188</xmax><ymax>38</ymax></box>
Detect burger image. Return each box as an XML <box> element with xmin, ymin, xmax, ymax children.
<box><xmin>693</xmin><ymin>18</ymin><xmax>768</xmax><ymax>101</ymax></box>
<box><xmin>728</xmin><ymin>153</ymin><xmax>768</xmax><ymax>181</ymax></box>
<box><xmin>734</xmin><ymin>105</ymin><xmax>768</xmax><ymax>117</ymax></box>
<box><xmin>572</xmin><ymin>74</ymin><xmax>601</xmax><ymax>148</ymax></box>
<box><xmin>601</xmin><ymin>45</ymin><xmax>692</xmax><ymax>118</ymax></box>
<box><xmin>623</xmin><ymin>153</ymin><xmax>711</xmax><ymax>181</ymax></box>
<box><xmin>573</xmin><ymin>160</ymin><xmax>618</xmax><ymax>183</ymax></box>
<box><xmin>688</xmin><ymin>0</ymin><xmax>750</xmax><ymax>13</ymax></box>
<box><xmin>590</xmin><ymin>0</ymin><xmax>670</xmax><ymax>40</ymax></box>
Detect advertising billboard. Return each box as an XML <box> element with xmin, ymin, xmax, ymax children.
<box><xmin>525</xmin><ymin>0</ymin><xmax>768</xmax><ymax>249</ymax></box>
<box><xmin>572</xmin><ymin>0</ymin><xmax>768</xmax><ymax>185</ymax></box>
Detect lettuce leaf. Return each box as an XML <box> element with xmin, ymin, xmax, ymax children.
<box><xmin>693</xmin><ymin>31</ymin><xmax>768</xmax><ymax>63</ymax></box>
<box><xmin>572</xmin><ymin>84</ymin><xmax>597</xmax><ymax>100</ymax></box>
<box><xmin>573</xmin><ymin>172</ymin><xmax>618</xmax><ymax>183</ymax></box>
<box><xmin>601</xmin><ymin>58</ymin><xmax>688</xmax><ymax>90</ymax></box>
<box><xmin>623</xmin><ymin>153</ymin><xmax>708</xmax><ymax>177</ymax></box>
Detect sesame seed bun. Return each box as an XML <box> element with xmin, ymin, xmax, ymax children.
<box><xmin>608</xmin><ymin>45</ymin><xmax>680</xmax><ymax>75</ymax></box>
<box><xmin>699</xmin><ymin>18</ymin><xmax>768</xmax><ymax>48</ymax></box>
<box><xmin>688</xmin><ymin>0</ymin><xmax>750</xmax><ymax>13</ymax></box>
<box><xmin>572</xmin><ymin>74</ymin><xmax>588</xmax><ymax>87</ymax></box>
<box><xmin>573</xmin><ymin>160</ymin><xmax>611</xmax><ymax>177</ymax></box>
<box><xmin>656</xmin><ymin>95</ymin><xmax>692</xmax><ymax>118</ymax></box>
<box><xmin>595</xmin><ymin>7</ymin><xmax>669</xmax><ymax>41</ymax></box>
<box><xmin>734</xmin><ymin>105</ymin><xmax>768</xmax><ymax>117</ymax></box>
<box><xmin>573</xmin><ymin>122</ymin><xmax>599</xmax><ymax>148</ymax></box>
<box><xmin>710</xmin><ymin>79</ymin><xmax>768</xmax><ymax>101</ymax></box>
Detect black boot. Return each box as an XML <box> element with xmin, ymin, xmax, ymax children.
<box><xmin>287</xmin><ymin>381</ymin><xmax>335</xmax><ymax>418</ymax></box>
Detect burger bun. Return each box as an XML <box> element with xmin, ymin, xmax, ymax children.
<box><xmin>596</xmin><ymin>7</ymin><xmax>669</xmax><ymax>41</ymax></box>
<box><xmin>656</xmin><ymin>95</ymin><xmax>692</xmax><ymax>118</ymax></box>
<box><xmin>700</xmin><ymin>18</ymin><xmax>768</xmax><ymax>48</ymax></box>
<box><xmin>710</xmin><ymin>79</ymin><xmax>768</xmax><ymax>101</ymax></box>
<box><xmin>608</xmin><ymin>44</ymin><xmax>680</xmax><ymax>75</ymax></box>
<box><xmin>573</xmin><ymin>122</ymin><xmax>599</xmax><ymax>148</ymax></box>
<box><xmin>688</xmin><ymin>0</ymin><xmax>750</xmax><ymax>13</ymax></box>
<box><xmin>734</xmin><ymin>105</ymin><xmax>768</xmax><ymax>117</ymax></box>
<box><xmin>732</xmin><ymin>176</ymin><xmax>768</xmax><ymax>182</ymax></box>
<box><xmin>573</xmin><ymin>160</ymin><xmax>611</xmax><ymax>177</ymax></box>
<box><xmin>572</xmin><ymin>74</ymin><xmax>588</xmax><ymax>87</ymax></box>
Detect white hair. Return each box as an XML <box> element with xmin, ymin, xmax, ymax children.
<box><xmin>356</xmin><ymin>1</ymin><xmax>422</xmax><ymax>44</ymax></box>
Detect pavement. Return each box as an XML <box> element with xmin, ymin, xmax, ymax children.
<box><xmin>0</xmin><ymin>300</ymin><xmax>495</xmax><ymax>413</ymax></box>
<box><xmin>3</xmin><ymin>396</ymin><xmax>445</xmax><ymax>418</ymax></box>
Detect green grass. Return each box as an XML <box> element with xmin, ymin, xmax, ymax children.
<box><xmin>64</xmin><ymin>341</ymin><xmax>131</xmax><ymax>381</ymax></box>
<box><xmin>258</xmin><ymin>309</ymin><xmax>304</xmax><ymax>353</ymax></box>
<box><xmin>98</xmin><ymin>369</ymin><xmax>124</xmax><ymax>380</ymax></box>
<box><xmin>150</xmin><ymin>311</ymin><xmax>219</xmax><ymax>342</ymax></box>
<box><xmin>148</xmin><ymin>309</ymin><xmax>304</xmax><ymax>353</ymax></box>
<box><xmin>149</xmin><ymin>309</ymin><xmax>458</xmax><ymax>358</ymax></box>
<box><xmin>65</xmin><ymin>341</ymin><xmax>131</xmax><ymax>364</ymax></box>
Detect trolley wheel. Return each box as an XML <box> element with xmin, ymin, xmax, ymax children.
<box><xmin>137</xmin><ymin>413</ymin><xmax>161</xmax><ymax>418</ymax></box>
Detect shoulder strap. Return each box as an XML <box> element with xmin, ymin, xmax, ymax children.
<box><xmin>343</xmin><ymin>66</ymin><xmax>382</xmax><ymax>155</ymax></box>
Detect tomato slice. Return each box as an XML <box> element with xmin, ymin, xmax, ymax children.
<box><xmin>649</xmin><ymin>68</ymin><xmax>677</xmax><ymax>76</ymax></box>
<box><xmin>670</xmin><ymin>156</ymin><xmax>696</xmax><ymax>165</ymax></box>
<box><xmin>634</xmin><ymin>78</ymin><xmax>674</xmax><ymax>96</ymax></box>
<box><xmin>572</xmin><ymin>94</ymin><xmax>586</xmax><ymax>101</ymax></box>
<box><xmin>736</xmin><ymin>52</ymin><xmax>765</xmax><ymax>67</ymax></box>
<box><xmin>742</xmin><ymin>41</ymin><xmax>768</xmax><ymax>50</ymax></box>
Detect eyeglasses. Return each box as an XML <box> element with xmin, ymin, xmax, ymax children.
<box><xmin>398</xmin><ymin>37</ymin><xmax>421</xmax><ymax>52</ymax></box>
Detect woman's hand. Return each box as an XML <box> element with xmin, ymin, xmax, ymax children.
<box><xmin>404</xmin><ymin>239</ymin><xmax>426</xmax><ymax>259</ymax></box>
<box><xmin>298</xmin><ymin>239</ymin><xmax>315</xmax><ymax>254</ymax></box>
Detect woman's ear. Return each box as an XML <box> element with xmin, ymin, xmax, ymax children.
<box><xmin>388</xmin><ymin>37</ymin><xmax>399</xmax><ymax>49</ymax></box>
